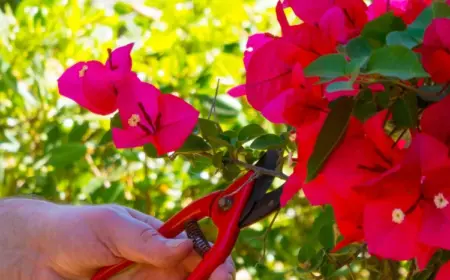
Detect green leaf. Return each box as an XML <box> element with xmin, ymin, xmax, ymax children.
<box><xmin>68</xmin><ymin>122</ymin><xmax>89</xmax><ymax>142</ymax></box>
<box><xmin>353</xmin><ymin>89</ymin><xmax>377</xmax><ymax>121</ymax></box>
<box><xmin>326</xmin><ymin>81</ymin><xmax>354</xmax><ymax>93</ymax></box>
<box><xmin>177</xmin><ymin>135</ymin><xmax>211</xmax><ymax>153</ymax></box>
<box><xmin>110</xmin><ymin>112</ymin><xmax>122</xmax><ymax>129</ymax></box>
<box><xmin>391</xmin><ymin>93</ymin><xmax>418</xmax><ymax>128</ymax></box>
<box><xmin>386</xmin><ymin>31</ymin><xmax>419</xmax><ymax>49</ymax></box>
<box><xmin>98</xmin><ymin>130</ymin><xmax>112</xmax><ymax>145</ymax></box>
<box><xmin>320</xmin><ymin>263</ymin><xmax>337</xmax><ymax>278</ymax></box>
<box><xmin>48</xmin><ymin>143</ymin><xmax>87</xmax><ymax>167</ymax></box>
<box><xmin>319</xmin><ymin>224</ymin><xmax>335</xmax><ymax>250</ymax></box>
<box><xmin>206</xmin><ymin>135</ymin><xmax>233</xmax><ymax>148</ymax></box>
<box><xmin>143</xmin><ymin>144</ymin><xmax>159</xmax><ymax>158</ymax></box>
<box><xmin>198</xmin><ymin>118</ymin><xmax>222</xmax><ymax>138</ymax></box>
<box><xmin>432</xmin><ymin>2</ymin><xmax>450</xmax><ymax>18</ymax></box>
<box><xmin>250</xmin><ymin>134</ymin><xmax>284</xmax><ymax>150</ymax></box>
<box><xmin>366</xmin><ymin>45</ymin><xmax>429</xmax><ymax>79</ymax></box>
<box><xmin>238</xmin><ymin>124</ymin><xmax>265</xmax><ymax>142</ymax></box>
<box><xmin>408</xmin><ymin>7</ymin><xmax>432</xmax><ymax>41</ymax></box>
<box><xmin>375</xmin><ymin>90</ymin><xmax>392</xmax><ymax>108</ymax></box>
<box><xmin>297</xmin><ymin>244</ymin><xmax>316</xmax><ymax>263</ymax></box>
<box><xmin>222</xmin><ymin>164</ymin><xmax>241</xmax><ymax>181</ymax></box>
<box><xmin>212</xmin><ymin>152</ymin><xmax>224</xmax><ymax>168</ymax></box>
<box><xmin>304</xmin><ymin>54</ymin><xmax>348</xmax><ymax>78</ymax></box>
<box><xmin>297</xmin><ymin>247</ymin><xmax>326</xmax><ymax>272</ymax></box>
<box><xmin>361</xmin><ymin>12</ymin><xmax>406</xmax><ymax>48</ymax></box>
<box><xmin>346</xmin><ymin>37</ymin><xmax>372</xmax><ymax>59</ymax></box>
<box><xmin>306</xmin><ymin>97</ymin><xmax>354</xmax><ymax>182</ymax></box>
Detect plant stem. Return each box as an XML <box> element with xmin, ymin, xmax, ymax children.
<box><xmin>233</xmin><ymin>159</ymin><xmax>289</xmax><ymax>180</ymax></box>
<box><xmin>437</xmin><ymin>82</ymin><xmax>450</xmax><ymax>96</ymax></box>
<box><xmin>208</xmin><ymin>79</ymin><xmax>220</xmax><ymax>120</ymax></box>
<box><xmin>193</xmin><ymin>152</ymin><xmax>290</xmax><ymax>180</ymax></box>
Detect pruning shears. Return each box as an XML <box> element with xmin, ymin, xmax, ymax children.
<box><xmin>92</xmin><ymin>150</ymin><xmax>284</xmax><ymax>280</ymax></box>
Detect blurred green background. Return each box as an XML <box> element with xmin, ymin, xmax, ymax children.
<box><xmin>0</xmin><ymin>1</ymin><xmax>406</xmax><ymax>279</ymax></box>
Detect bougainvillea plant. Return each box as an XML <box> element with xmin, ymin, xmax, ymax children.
<box><xmin>58</xmin><ymin>0</ymin><xmax>450</xmax><ymax>278</ymax></box>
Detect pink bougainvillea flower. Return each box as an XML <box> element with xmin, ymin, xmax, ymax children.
<box><xmin>367</xmin><ymin>0</ymin><xmax>431</xmax><ymax>24</ymax></box>
<box><xmin>227</xmin><ymin>33</ymin><xmax>275</xmax><ymax>98</ymax></box>
<box><xmin>284</xmin><ymin>0</ymin><xmax>332</xmax><ymax>24</ymax></box>
<box><xmin>57</xmin><ymin>43</ymin><xmax>134</xmax><ymax>115</ymax></box>
<box><xmin>421</xmin><ymin>19</ymin><xmax>450</xmax><ymax>83</ymax></box>
<box><xmin>243</xmin><ymin>33</ymin><xmax>275</xmax><ymax>69</ymax></box>
<box><xmin>112</xmin><ymin>75</ymin><xmax>199</xmax><ymax>155</ymax></box>
<box><xmin>436</xmin><ymin>261</ymin><xmax>450</xmax><ymax>280</ymax></box>
<box><xmin>245</xmin><ymin>39</ymin><xmax>319</xmax><ymax>124</ymax></box>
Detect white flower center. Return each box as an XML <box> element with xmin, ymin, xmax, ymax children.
<box><xmin>78</xmin><ymin>65</ymin><xmax>88</xmax><ymax>77</ymax></box>
<box><xmin>434</xmin><ymin>193</ymin><xmax>449</xmax><ymax>209</ymax></box>
<box><xmin>128</xmin><ymin>114</ymin><xmax>140</xmax><ymax>127</ymax></box>
<box><xmin>392</xmin><ymin>208</ymin><xmax>405</xmax><ymax>224</ymax></box>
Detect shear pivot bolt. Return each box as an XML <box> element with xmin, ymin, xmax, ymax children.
<box><xmin>218</xmin><ymin>197</ymin><xmax>233</xmax><ymax>211</ymax></box>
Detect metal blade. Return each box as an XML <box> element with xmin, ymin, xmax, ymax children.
<box><xmin>238</xmin><ymin>149</ymin><xmax>280</xmax><ymax>226</ymax></box>
<box><xmin>238</xmin><ymin>186</ymin><xmax>283</xmax><ymax>228</ymax></box>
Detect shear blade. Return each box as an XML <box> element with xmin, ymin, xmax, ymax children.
<box><xmin>238</xmin><ymin>187</ymin><xmax>283</xmax><ymax>228</ymax></box>
<box><xmin>238</xmin><ymin>149</ymin><xmax>280</xmax><ymax>227</ymax></box>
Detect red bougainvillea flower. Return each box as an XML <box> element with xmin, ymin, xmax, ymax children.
<box><xmin>367</xmin><ymin>0</ymin><xmax>431</xmax><ymax>24</ymax></box>
<box><xmin>285</xmin><ymin>0</ymin><xmax>367</xmax><ymax>42</ymax></box>
<box><xmin>359</xmin><ymin>163</ymin><xmax>423</xmax><ymax>260</ymax></box>
<box><xmin>416</xmin><ymin>243</ymin><xmax>437</xmax><ymax>270</ymax></box>
<box><xmin>280</xmin><ymin>112</ymin><xmax>328</xmax><ymax>206</ymax></box>
<box><xmin>421</xmin><ymin>93</ymin><xmax>450</xmax><ymax>147</ymax></box>
<box><xmin>436</xmin><ymin>261</ymin><xmax>450</xmax><ymax>280</ymax></box>
<box><xmin>112</xmin><ymin>75</ymin><xmax>199</xmax><ymax>155</ymax></box>
<box><xmin>57</xmin><ymin>43</ymin><xmax>134</xmax><ymax>115</ymax></box>
<box><xmin>331</xmin><ymin>190</ymin><xmax>366</xmax><ymax>252</ymax></box>
<box><xmin>421</xmin><ymin>18</ymin><xmax>450</xmax><ymax>83</ymax></box>
<box><xmin>355</xmin><ymin>133</ymin><xmax>450</xmax><ymax>260</ymax></box>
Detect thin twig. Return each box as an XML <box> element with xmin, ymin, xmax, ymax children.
<box><xmin>208</xmin><ymin>79</ymin><xmax>220</xmax><ymax>120</ymax></box>
<box><xmin>392</xmin><ymin>129</ymin><xmax>408</xmax><ymax>148</ymax></box>
<box><xmin>85</xmin><ymin>154</ymin><xmax>102</xmax><ymax>177</ymax></box>
<box><xmin>233</xmin><ymin>159</ymin><xmax>289</xmax><ymax>180</ymax></box>
<box><xmin>256</xmin><ymin>209</ymin><xmax>280</xmax><ymax>265</ymax></box>
<box><xmin>347</xmin><ymin>264</ymin><xmax>356</xmax><ymax>280</ymax></box>
<box><xmin>437</xmin><ymin>82</ymin><xmax>450</xmax><ymax>96</ymax></box>
<box><xmin>406</xmin><ymin>260</ymin><xmax>416</xmax><ymax>280</ymax></box>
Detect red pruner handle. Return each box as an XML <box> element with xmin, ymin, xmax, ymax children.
<box><xmin>91</xmin><ymin>192</ymin><xmax>220</xmax><ymax>280</ymax></box>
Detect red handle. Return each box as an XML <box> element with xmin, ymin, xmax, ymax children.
<box><xmin>91</xmin><ymin>192</ymin><xmax>219</xmax><ymax>280</ymax></box>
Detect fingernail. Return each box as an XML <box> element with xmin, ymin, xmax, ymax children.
<box><xmin>166</xmin><ymin>239</ymin><xmax>188</xmax><ymax>248</ymax></box>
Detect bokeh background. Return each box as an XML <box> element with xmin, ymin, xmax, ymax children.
<box><xmin>0</xmin><ymin>1</ymin><xmax>406</xmax><ymax>279</ymax></box>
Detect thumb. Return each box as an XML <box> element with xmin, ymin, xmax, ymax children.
<box><xmin>99</xmin><ymin>209</ymin><xmax>193</xmax><ymax>268</ymax></box>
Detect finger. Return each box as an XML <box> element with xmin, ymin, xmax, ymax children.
<box><xmin>96</xmin><ymin>208</ymin><xmax>193</xmax><ymax>268</ymax></box>
<box><xmin>182</xmin><ymin>242</ymin><xmax>235</xmax><ymax>272</ymax></box>
<box><xmin>209</xmin><ymin>263</ymin><xmax>235</xmax><ymax>280</ymax></box>
<box><xmin>124</xmin><ymin>207</ymin><xmax>188</xmax><ymax>239</ymax></box>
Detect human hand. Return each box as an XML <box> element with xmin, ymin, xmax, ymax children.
<box><xmin>0</xmin><ymin>198</ymin><xmax>235</xmax><ymax>280</ymax></box>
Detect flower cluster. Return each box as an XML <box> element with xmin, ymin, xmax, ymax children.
<box><xmin>229</xmin><ymin>0</ymin><xmax>450</xmax><ymax>276</ymax></box>
<box><xmin>57</xmin><ymin>44</ymin><xmax>199</xmax><ymax>155</ymax></box>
